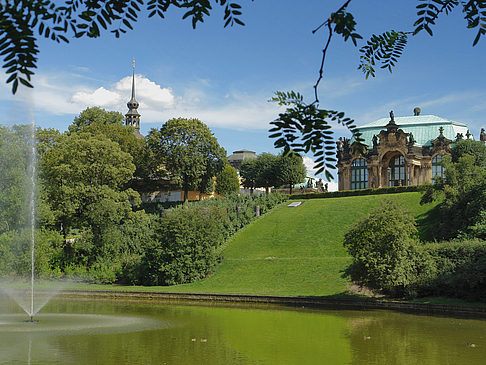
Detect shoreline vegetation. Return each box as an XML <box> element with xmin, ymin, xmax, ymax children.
<box><xmin>37</xmin><ymin>192</ymin><xmax>485</xmax><ymax>310</ymax></box>
<box><xmin>7</xmin><ymin>190</ymin><xmax>486</xmax><ymax>315</ymax></box>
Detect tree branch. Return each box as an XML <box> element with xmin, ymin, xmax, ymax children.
<box><xmin>311</xmin><ymin>0</ymin><xmax>353</xmax><ymax>106</ymax></box>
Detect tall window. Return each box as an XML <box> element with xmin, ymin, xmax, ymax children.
<box><xmin>432</xmin><ymin>155</ymin><xmax>445</xmax><ymax>179</ymax></box>
<box><xmin>389</xmin><ymin>155</ymin><xmax>406</xmax><ymax>187</ymax></box>
<box><xmin>351</xmin><ymin>158</ymin><xmax>368</xmax><ymax>190</ymax></box>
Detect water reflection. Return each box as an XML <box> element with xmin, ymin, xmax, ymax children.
<box><xmin>0</xmin><ymin>297</ymin><xmax>485</xmax><ymax>364</ymax></box>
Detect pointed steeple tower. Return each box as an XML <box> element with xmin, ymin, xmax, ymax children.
<box><xmin>126</xmin><ymin>60</ymin><xmax>143</xmax><ymax>138</ymax></box>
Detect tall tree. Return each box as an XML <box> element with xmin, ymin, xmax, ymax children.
<box><xmin>239</xmin><ymin>158</ymin><xmax>258</xmax><ymax>193</ymax></box>
<box><xmin>240</xmin><ymin>153</ymin><xmax>278</xmax><ymax>194</ymax></box>
<box><xmin>147</xmin><ymin>118</ymin><xmax>226</xmax><ymax>202</ymax></box>
<box><xmin>68</xmin><ymin>107</ymin><xmax>151</xmax><ymax>180</ymax></box>
<box><xmin>216</xmin><ymin>164</ymin><xmax>240</xmax><ymax>196</ymax></box>
<box><xmin>68</xmin><ymin>107</ymin><xmax>125</xmax><ymax>133</ymax></box>
<box><xmin>274</xmin><ymin>152</ymin><xmax>307</xmax><ymax>194</ymax></box>
<box><xmin>254</xmin><ymin>152</ymin><xmax>279</xmax><ymax>194</ymax></box>
<box><xmin>40</xmin><ymin>132</ymin><xmax>138</xmax><ymax>258</ymax></box>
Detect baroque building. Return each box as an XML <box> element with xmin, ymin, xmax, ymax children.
<box><xmin>337</xmin><ymin>108</ymin><xmax>473</xmax><ymax>191</ymax></box>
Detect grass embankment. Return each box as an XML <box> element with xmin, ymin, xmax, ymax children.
<box><xmin>68</xmin><ymin>192</ymin><xmax>438</xmax><ymax>297</ymax></box>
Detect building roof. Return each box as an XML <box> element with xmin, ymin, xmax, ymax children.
<box><xmin>228</xmin><ymin>150</ymin><xmax>257</xmax><ymax>162</ymax></box>
<box><xmin>355</xmin><ymin>114</ymin><xmax>470</xmax><ymax>147</ymax></box>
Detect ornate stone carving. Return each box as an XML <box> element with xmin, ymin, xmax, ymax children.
<box><xmin>430</xmin><ymin>127</ymin><xmax>452</xmax><ymax>155</ymax></box>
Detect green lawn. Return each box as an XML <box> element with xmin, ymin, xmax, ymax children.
<box><xmin>67</xmin><ymin>192</ymin><xmax>438</xmax><ymax>297</ymax></box>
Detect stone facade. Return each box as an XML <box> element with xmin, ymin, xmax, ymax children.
<box><xmin>337</xmin><ymin>110</ymin><xmax>471</xmax><ymax>191</ymax></box>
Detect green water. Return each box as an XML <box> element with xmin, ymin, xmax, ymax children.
<box><xmin>0</xmin><ymin>297</ymin><xmax>485</xmax><ymax>364</ymax></box>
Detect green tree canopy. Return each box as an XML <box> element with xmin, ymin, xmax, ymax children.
<box><xmin>147</xmin><ymin>117</ymin><xmax>227</xmax><ymax>201</ymax></box>
<box><xmin>450</xmin><ymin>139</ymin><xmax>486</xmax><ymax>167</ymax></box>
<box><xmin>40</xmin><ymin>131</ymin><xmax>138</xmax><ymax>250</ymax></box>
<box><xmin>239</xmin><ymin>158</ymin><xmax>258</xmax><ymax>192</ymax></box>
<box><xmin>68</xmin><ymin>107</ymin><xmax>152</xmax><ymax>180</ymax></box>
<box><xmin>421</xmin><ymin>140</ymin><xmax>486</xmax><ymax>240</ymax></box>
<box><xmin>216</xmin><ymin>163</ymin><xmax>240</xmax><ymax>196</ymax></box>
<box><xmin>69</xmin><ymin>107</ymin><xmax>125</xmax><ymax>133</ymax></box>
<box><xmin>36</xmin><ymin>127</ymin><xmax>64</xmax><ymax>159</ymax></box>
<box><xmin>239</xmin><ymin>153</ymin><xmax>280</xmax><ymax>194</ymax></box>
<box><xmin>274</xmin><ymin>152</ymin><xmax>307</xmax><ymax>194</ymax></box>
<box><xmin>254</xmin><ymin>152</ymin><xmax>278</xmax><ymax>194</ymax></box>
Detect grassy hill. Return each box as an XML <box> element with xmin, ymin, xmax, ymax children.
<box><xmin>71</xmin><ymin>192</ymin><xmax>438</xmax><ymax>296</ymax></box>
<box><xmin>156</xmin><ymin>192</ymin><xmax>438</xmax><ymax>296</ymax></box>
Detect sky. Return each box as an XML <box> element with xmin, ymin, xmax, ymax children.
<box><xmin>1</xmin><ymin>0</ymin><xmax>486</xmax><ymax>190</ymax></box>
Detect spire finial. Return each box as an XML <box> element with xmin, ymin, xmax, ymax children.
<box><xmin>131</xmin><ymin>59</ymin><xmax>136</xmax><ymax>99</ymax></box>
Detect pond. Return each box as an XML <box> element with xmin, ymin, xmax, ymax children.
<box><xmin>0</xmin><ymin>296</ymin><xmax>485</xmax><ymax>364</ymax></box>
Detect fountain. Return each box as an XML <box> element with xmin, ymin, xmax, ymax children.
<box><xmin>28</xmin><ymin>119</ymin><xmax>36</xmax><ymax>322</ymax></box>
<box><xmin>0</xmin><ymin>121</ymin><xmax>45</xmax><ymax>321</ymax></box>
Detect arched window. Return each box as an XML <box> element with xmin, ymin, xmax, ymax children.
<box><xmin>351</xmin><ymin>158</ymin><xmax>368</xmax><ymax>190</ymax></box>
<box><xmin>432</xmin><ymin>155</ymin><xmax>445</xmax><ymax>180</ymax></box>
<box><xmin>388</xmin><ymin>155</ymin><xmax>406</xmax><ymax>187</ymax></box>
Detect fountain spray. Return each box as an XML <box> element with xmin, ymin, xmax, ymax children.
<box><xmin>28</xmin><ymin>120</ymin><xmax>36</xmax><ymax>321</ymax></box>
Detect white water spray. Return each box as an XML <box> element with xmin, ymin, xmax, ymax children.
<box><xmin>28</xmin><ymin>120</ymin><xmax>36</xmax><ymax>320</ymax></box>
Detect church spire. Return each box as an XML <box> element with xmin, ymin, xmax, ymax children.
<box><xmin>126</xmin><ymin>60</ymin><xmax>143</xmax><ymax>138</ymax></box>
<box><xmin>131</xmin><ymin>60</ymin><xmax>136</xmax><ymax>100</ymax></box>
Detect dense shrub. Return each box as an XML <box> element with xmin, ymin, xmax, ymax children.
<box><xmin>169</xmin><ymin>192</ymin><xmax>287</xmax><ymax>239</ymax></box>
<box><xmin>61</xmin><ymin>210</ymin><xmax>152</xmax><ymax>283</ymax></box>
<box><xmin>139</xmin><ymin>206</ymin><xmax>225</xmax><ymax>285</ymax></box>
<box><xmin>135</xmin><ymin>192</ymin><xmax>286</xmax><ymax>286</ymax></box>
<box><xmin>343</xmin><ymin>200</ymin><xmax>427</xmax><ymax>297</ymax></box>
<box><xmin>420</xmin><ymin>143</ymin><xmax>486</xmax><ymax>241</ymax></box>
<box><xmin>344</xmin><ymin>201</ymin><xmax>486</xmax><ymax>301</ymax></box>
<box><xmin>423</xmin><ymin>239</ymin><xmax>486</xmax><ymax>301</ymax></box>
<box><xmin>0</xmin><ymin>228</ymin><xmax>63</xmax><ymax>278</ymax></box>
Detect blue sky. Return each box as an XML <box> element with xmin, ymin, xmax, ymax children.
<box><xmin>1</xmin><ymin>0</ymin><xmax>485</xmax><ymax>187</ymax></box>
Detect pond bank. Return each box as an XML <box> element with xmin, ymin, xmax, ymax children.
<box><xmin>57</xmin><ymin>290</ymin><xmax>486</xmax><ymax>318</ymax></box>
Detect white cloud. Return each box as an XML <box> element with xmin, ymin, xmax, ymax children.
<box><xmin>72</xmin><ymin>87</ymin><xmax>122</xmax><ymax>106</ymax></box>
<box><xmin>134</xmin><ymin>88</ymin><xmax>285</xmax><ymax>130</ymax></box>
<box><xmin>1</xmin><ymin>71</ymin><xmax>285</xmax><ymax>131</ymax></box>
<box><xmin>303</xmin><ymin>156</ymin><xmax>318</xmax><ymax>175</ymax></box>
<box><xmin>114</xmin><ymin>75</ymin><xmax>175</xmax><ymax>108</ymax></box>
<box><xmin>69</xmin><ymin>74</ymin><xmax>176</xmax><ymax>111</ymax></box>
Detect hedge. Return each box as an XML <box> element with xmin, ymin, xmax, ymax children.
<box><xmin>423</xmin><ymin>239</ymin><xmax>486</xmax><ymax>301</ymax></box>
<box><xmin>291</xmin><ymin>185</ymin><xmax>422</xmax><ymax>200</ymax></box>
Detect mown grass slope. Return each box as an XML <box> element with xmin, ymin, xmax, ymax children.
<box><xmin>159</xmin><ymin>192</ymin><xmax>437</xmax><ymax>296</ymax></box>
<box><xmin>71</xmin><ymin>192</ymin><xmax>437</xmax><ymax>296</ymax></box>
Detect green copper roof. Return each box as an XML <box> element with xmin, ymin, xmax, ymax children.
<box><xmin>355</xmin><ymin>114</ymin><xmax>469</xmax><ymax>147</ymax></box>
